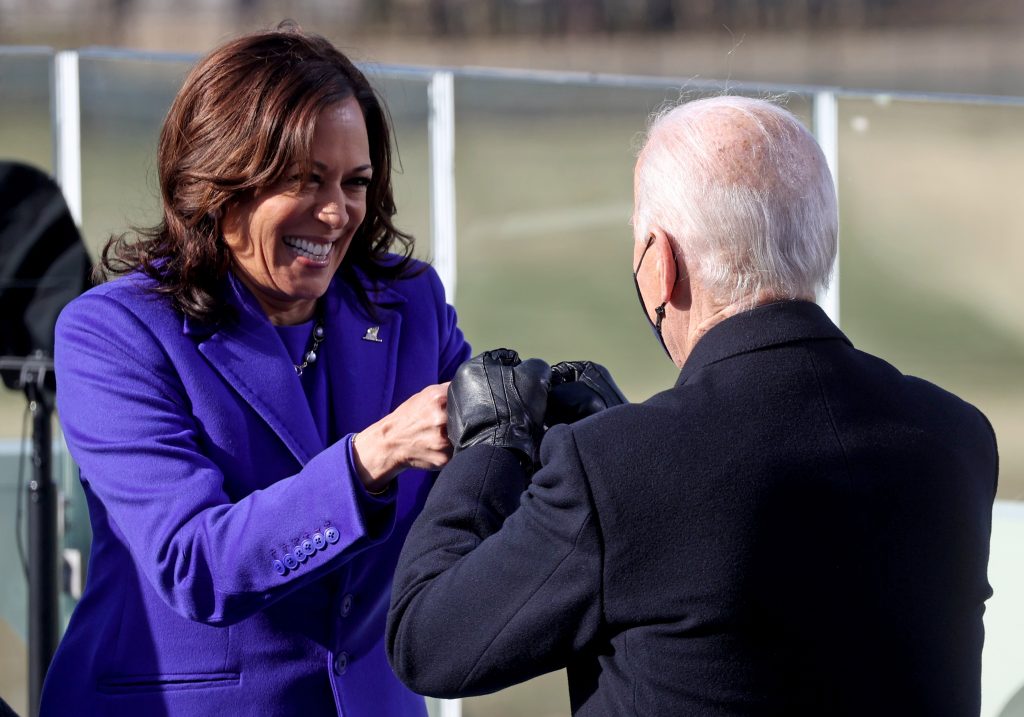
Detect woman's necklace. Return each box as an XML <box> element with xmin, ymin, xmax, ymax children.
<box><xmin>294</xmin><ymin>320</ymin><xmax>325</xmax><ymax>376</ymax></box>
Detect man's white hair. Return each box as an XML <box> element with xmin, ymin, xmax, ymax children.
<box><xmin>633</xmin><ymin>95</ymin><xmax>838</xmax><ymax>309</ymax></box>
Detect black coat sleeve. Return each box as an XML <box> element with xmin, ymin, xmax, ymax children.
<box><xmin>386</xmin><ymin>424</ymin><xmax>603</xmax><ymax>698</ymax></box>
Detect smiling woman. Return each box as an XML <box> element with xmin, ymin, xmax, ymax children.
<box><xmin>39</xmin><ymin>24</ymin><xmax>469</xmax><ymax>717</ymax></box>
<box><xmin>223</xmin><ymin>99</ymin><xmax>373</xmax><ymax>325</ymax></box>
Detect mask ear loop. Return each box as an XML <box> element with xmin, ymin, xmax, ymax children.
<box><xmin>649</xmin><ymin>235</ymin><xmax>675</xmax><ymax>328</ymax></box>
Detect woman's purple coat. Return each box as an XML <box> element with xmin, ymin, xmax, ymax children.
<box><xmin>40</xmin><ymin>261</ymin><xmax>469</xmax><ymax>716</ymax></box>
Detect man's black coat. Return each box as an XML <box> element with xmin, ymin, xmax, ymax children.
<box><xmin>387</xmin><ymin>301</ymin><xmax>998</xmax><ymax>716</ymax></box>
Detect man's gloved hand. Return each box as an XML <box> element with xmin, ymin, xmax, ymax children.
<box><xmin>447</xmin><ymin>349</ymin><xmax>551</xmax><ymax>466</ymax></box>
<box><xmin>545</xmin><ymin>361</ymin><xmax>628</xmax><ymax>426</ymax></box>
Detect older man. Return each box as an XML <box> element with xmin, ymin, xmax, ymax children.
<box><xmin>386</xmin><ymin>96</ymin><xmax>998</xmax><ymax>715</ymax></box>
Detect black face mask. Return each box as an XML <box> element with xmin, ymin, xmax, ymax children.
<box><xmin>632</xmin><ymin>236</ymin><xmax>671</xmax><ymax>360</ymax></box>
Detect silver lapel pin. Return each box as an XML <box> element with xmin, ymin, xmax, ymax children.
<box><xmin>362</xmin><ymin>326</ymin><xmax>383</xmax><ymax>343</ymax></box>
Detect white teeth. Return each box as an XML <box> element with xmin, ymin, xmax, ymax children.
<box><xmin>284</xmin><ymin>236</ymin><xmax>333</xmax><ymax>260</ymax></box>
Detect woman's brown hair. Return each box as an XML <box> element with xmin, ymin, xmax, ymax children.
<box><xmin>99</xmin><ymin>23</ymin><xmax>416</xmax><ymax>323</ymax></box>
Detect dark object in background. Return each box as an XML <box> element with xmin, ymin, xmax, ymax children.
<box><xmin>0</xmin><ymin>160</ymin><xmax>92</xmax><ymax>391</ymax></box>
<box><xmin>0</xmin><ymin>695</ymin><xmax>21</xmax><ymax>717</ymax></box>
<box><xmin>0</xmin><ymin>160</ymin><xmax>92</xmax><ymax>717</ymax></box>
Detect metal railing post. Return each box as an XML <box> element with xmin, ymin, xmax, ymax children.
<box><xmin>53</xmin><ymin>50</ymin><xmax>83</xmax><ymax>228</ymax></box>
<box><xmin>426</xmin><ymin>68</ymin><xmax>461</xmax><ymax>717</ymax></box>
<box><xmin>428</xmin><ymin>70</ymin><xmax>457</xmax><ymax>305</ymax></box>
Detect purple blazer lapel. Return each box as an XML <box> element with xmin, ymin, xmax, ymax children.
<box><xmin>185</xmin><ymin>276</ymin><xmax>322</xmax><ymax>466</ymax></box>
<box><xmin>323</xmin><ymin>277</ymin><xmax>405</xmax><ymax>438</ymax></box>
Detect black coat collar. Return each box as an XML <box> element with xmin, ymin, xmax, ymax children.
<box><xmin>676</xmin><ymin>300</ymin><xmax>851</xmax><ymax>387</ymax></box>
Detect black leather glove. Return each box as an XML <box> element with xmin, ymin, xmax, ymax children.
<box><xmin>447</xmin><ymin>349</ymin><xmax>551</xmax><ymax>466</ymax></box>
<box><xmin>545</xmin><ymin>360</ymin><xmax>628</xmax><ymax>426</ymax></box>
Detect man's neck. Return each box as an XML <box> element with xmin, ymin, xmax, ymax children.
<box><xmin>674</xmin><ymin>290</ymin><xmax>805</xmax><ymax>367</ymax></box>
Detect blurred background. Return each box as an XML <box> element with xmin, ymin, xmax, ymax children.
<box><xmin>2</xmin><ymin>1</ymin><xmax>1023</xmax><ymax>716</ymax></box>
<box><xmin>1</xmin><ymin>0</ymin><xmax>1024</xmax><ymax>95</ymax></box>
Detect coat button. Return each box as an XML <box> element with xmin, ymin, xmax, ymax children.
<box><xmin>301</xmin><ymin>539</ymin><xmax>315</xmax><ymax>556</ymax></box>
<box><xmin>272</xmin><ymin>560</ymin><xmax>286</xmax><ymax>576</ymax></box>
<box><xmin>294</xmin><ymin>546</ymin><xmax>308</xmax><ymax>563</ymax></box>
<box><xmin>313</xmin><ymin>533</ymin><xmax>326</xmax><ymax>550</ymax></box>
<box><xmin>340</xmin><ymin>594</ymin><xmax>353</xmax><ymax>617</ymax></box>
<box><xmin>324</xmin><ymin>527</ymin><xmax>340</xmax><ymax>544</ymax></box>
<box><xmin>283</xmin><ymin>553</ymin><xmax>298</xmax><ymax>570</ymax></box>
<box><xmin>333</xmin><ymin>651</ymin><xmax>349</xmax><ymax>676</ymax></box>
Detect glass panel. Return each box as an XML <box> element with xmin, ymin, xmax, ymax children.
<box><xmin>0</xmin><ymin>50</ymin><xmax>53</xmax><ymax>173</ymax></box>
<box><xmin>837</xmin><ymin>96</ymin><xmax>1024</xmax><ymax>501</ymax></box>
<box><xmin>365</xmin><ymin>72</ymin><xmax>432</xmax><ymax>262</ymax></box>
<box><xmin>78</xmin><ymin>54</ymin><xmax>193</xmax><ymax>259</ymax></box>
<box><xmin>454</xmin><ymin>74</ymin><xmax>673</xmax><ymax>407</ymax></box>
<box><xmin>452</xmin><ymin>75</ymin><xmax>812</xmax><ymax>405</ymax></box>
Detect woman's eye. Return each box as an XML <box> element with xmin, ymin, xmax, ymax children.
<box><xmin>347</xmin><ymin>176</ymin><xmax>371</xmax><ymax>188</ymax></box>
<box><xmin>286</xmin><ymin>173</ymin><xmax>321</xmax><ymax>185</ymax></box>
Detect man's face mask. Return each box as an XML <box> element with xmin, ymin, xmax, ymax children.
<box><xmin>632</xmin><ymin>235</ymin><xmax>671</xmax><ymax>360</ymax></box>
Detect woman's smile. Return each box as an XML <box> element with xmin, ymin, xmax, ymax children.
<box><xmin>283</xmin><ymin>235</ymin><xmax>337</xmax><ymax>265</ymax></box>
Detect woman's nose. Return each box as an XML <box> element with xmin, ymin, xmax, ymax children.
<box><xmin>317</xmin><ymin>201</ymin><xmax>346</xmax><ymax>230</ymax></box>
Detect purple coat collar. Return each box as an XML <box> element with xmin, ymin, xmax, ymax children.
<box><xmin>183</xmin><ymin>270</ymin><xmax>408</xmax><ymax>466</ymax></box>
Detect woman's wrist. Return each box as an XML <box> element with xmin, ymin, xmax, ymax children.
<box><xmin>351</xmin><ymin>425</ymin><xmax>399</xmax><ymax>492</ymax></box>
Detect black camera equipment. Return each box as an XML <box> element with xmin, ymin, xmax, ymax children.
<box><xmin>0</xmin><ymin>160</ymin><xmax>92</xmax><ymax>717</ymax></box>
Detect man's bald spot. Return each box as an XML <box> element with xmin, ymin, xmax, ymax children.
<box><xmin>643</xmin><ymin>100</ymin><xmax>822</xmax><ymax>197</ymax></box>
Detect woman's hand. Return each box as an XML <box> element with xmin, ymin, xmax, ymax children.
<box><xmin>351</xmin><ymin>382</ymin><xmax>452</xmax><ymax>492</ymax></box>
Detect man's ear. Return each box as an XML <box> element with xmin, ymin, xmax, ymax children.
<box><xmin>650</xmin><ymin>227</ymin><xmax>692</xmax><ymax>310</ymax></box>
<box><xmin>649</xmin><ymin>227</ymin><xmax>678</xmax><ymax>305</ymax></box>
